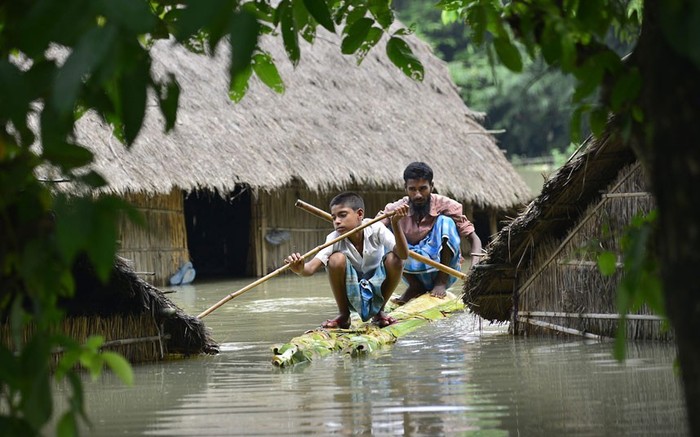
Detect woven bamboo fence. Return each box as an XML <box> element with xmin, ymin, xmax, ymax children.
<box><xmin>117</xmin><ymin>189</ymin><xmax>189</xmax><ymax>286</ymax></box>
<box><xmin>1</xmin><ymin>314</ymin><xmax>165</xmax><ymax>365</ymax></box>
<box><xmin>514</xmin><ymin>164</ymin><xmax>668</xmax><ymax>340</ymax></box>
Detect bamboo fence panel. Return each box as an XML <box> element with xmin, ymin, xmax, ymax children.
<box><xmin>117</xmin><ymin>189</ymin><xmax>189</xmax><ymax>285</ymax></box>
<box><xmin>1</xmin><ymin>314</ymin><xmax>165</xmax><ymax>365</ymax></box>
<box><xmin>515</xmin><ymin>164</ymin><xmax>668</xmax><ymax>340</ymax></box>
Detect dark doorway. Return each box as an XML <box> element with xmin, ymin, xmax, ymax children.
<box><xmin>184</xmin><ymin>187</ymin><xmax>251</xmax><ymax>279</ymax></box>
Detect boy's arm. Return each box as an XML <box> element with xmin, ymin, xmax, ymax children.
<box><xmin>285</xmin><ymin>253</ymin><xmax>325</xmax><ymax>276</ymax></box>
<box><xmin>390</xmin><ymin>204</ymin><xmax>410</xmax><ymax>260</ymax></box>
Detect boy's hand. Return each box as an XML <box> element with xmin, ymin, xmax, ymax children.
<box><xmin>284</xmin><ymin>252</ymin><xmax>305</xmax><ymax>275</ymax></box>
<box><xmin>390</xmin><ymin>204</ymin><xmax>409</xmax><ymax>224</ymax></box>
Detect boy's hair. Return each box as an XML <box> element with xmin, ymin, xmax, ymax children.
<box><xmin>329</xmin><ymin>192</ymin><xmax>365</xmax><ymax>211</ymax></box>
<box><xmin>403</xmin><ymin>161</ymin><xmax>434</xmax><ymax>183</ymax></box>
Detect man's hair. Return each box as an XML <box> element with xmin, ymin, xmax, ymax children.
<box><xmin>329</xmin><ymin>191</ymin><xmax>365</xmax><ymax>211</ymax></box>
<box><xmin>403</xmin><ymin>162</ymin><xmax>434</xmax><ymax>183</ymax></box>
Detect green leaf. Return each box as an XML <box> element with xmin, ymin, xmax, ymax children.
<box><xmin>611</xmin><ymin>68</ymin><xmax>641</xmax><ymax>111</ymax></box>
<box><xmin>228</xmin><ymin>65</ymin><xmax>253</xmax><ymax>102</ymax></box>
<box><xmin>341</xmin><ymin>17</ymin><xmax>374</xmax><ymax>54</ymax></box>
<box><xmin>118</xmin><ymin>56</ymin><xmax>150</xmax><ymax>146</ymax></box>
<box><xmin>85</xmin><ymin>336</ymin><xmax>105</xmax><ymax>351</ymax></box>
<box><xmin>174</xmin><ymin>0</ymin><xmax>236</xmax><ymax>40</ymax></box>
<box><xmin>355</xmin><ymin>27</ymin><xmax>384</xmax><ymax>65</ymax></box>
<box><xmin>42</xmin><ymin>141</ymin><xmax>95</xmax><ymax>171</ymax></box>
<box><xmin>94</xmin><ymin>0</ymin><xmax>156</xmax><ymax>35</ymax></box>
<box><xmin>597</xmin><ymin>251</ymin><xmax>618</xmax><ymax>276</ymax></box>
<box><xmin>279</xmin><ymin>0</ymin><xmax>300</xmax><ymax>65</ymax></box>
<box><xmin>0</xmin><ymin>61</ymin><xmax>31</xmax><ymax>135</ymax></box>
<box><xmin>540</xmin><ymin>21</ymin><xmax>561</xmax><ymax>65</ymax></box>
<box><xmin>102</xmin><ymin>352</ymin><xmax>134</xmax><ymax>386</ymax></box>
<box><xmin>386</xmin><ymin>36</ymin><xmax>424</xmax><ymax>81</ymax></box>
<box><xmin>230</xmin><ymin>9</ymin><xmax>261</xmax><ymax>85</ymax></box>
<box><xmin>466</xmin><ymin>3</ymin><xmax>488</xmax><ymax>44</ymax></box>
<box><xmin>589</xmin><ymin>107</ymin><xmax>608</xmax><ymax>137</ymax></box>
<box><xmin>302</xmin><ymin>0</ymin><xmax>335</xmax><ymax>32</ymax></box>
<box><xmin>493</xmin><ymin>37</ymin><xmax>523</xmax><ymax>72</ymax></box>
<box><xmin>368</xmin><ymin>0</ymin><xmax>394</xmax><ymax>29</ymax></box>
<box><xmin>57</xmin><ymin>413</ymin><xmax>77</xmax><ymax>437</ymax></box>
<box><xmin>252</xmin><ymin>52</ymin><xmax>285</xmax><ymax>94</ymax></box>
<box><xmin>157</xmin><ymin>74</ymin><xmax>181</xmax><ymax>132</ymax></box>
<box><xmin>52</xmin><ymin>26</ymin><xmax>117</xmax><ymax>115</ymax></box>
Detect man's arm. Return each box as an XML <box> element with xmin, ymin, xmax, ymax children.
<box><xmin>467</xmin><ymin>231</ymin><xmax>483</xmax><ymax>266</ymax></box>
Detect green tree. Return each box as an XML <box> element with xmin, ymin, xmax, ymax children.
<box><xmin>393</xmin><ymin>0</ymin><xmax>579</xmax><ymax>157</ymax></box>
<box><xmin>0</xmin><ymin>1</ymin><xmax>420</xmax><ymax>434</ymax></box>
<box><xmin>432</xmin><ymin>0</ymin><xmax>698</xmax><ymax>434</ymax></box>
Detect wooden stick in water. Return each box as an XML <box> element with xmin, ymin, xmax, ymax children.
<box><xmin>197</xmin><ymin>209</ymin><xmax>397</xmax><ymax>319</ymax></box>
<box><xmin>294</xmin><ymin>199</ymin><xmax>468</xmax><ymax>281</ymax></box>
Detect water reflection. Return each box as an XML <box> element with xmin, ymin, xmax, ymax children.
<box><xmin>52</xmin><ymin>275</ymin><xmax>687</xmax><ymax>436</ymax></box>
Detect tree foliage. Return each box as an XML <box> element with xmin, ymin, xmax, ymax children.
<box><xmin>0</xmin><ymin>1</ymin><xmax>420</xmax><ymax>434</ymax></box>
<box><xmin>393</xmin><ymin>0</ymin><xmax>638</xmax><ymax>157</ymax></box>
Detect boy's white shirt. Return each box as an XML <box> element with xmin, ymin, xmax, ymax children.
<box><xmin>314</xmin><ymin>219</ymin><xmax>396</xmax><ymax>275</ymax></box>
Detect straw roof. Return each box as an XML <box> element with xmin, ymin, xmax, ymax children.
<box><xmin>74</xmin><ymin>25</ymin><xmax>530</xmax><ymax>209</ymax></box>
<box><xmin>464</xmin><ymin>127</ymin><xmax>638</xmax><ymax>321</ymax></box>
<box><xmin>63</xmin><ymin>255</ymin><xmax>219</xmax><ymax>357</ymax></box>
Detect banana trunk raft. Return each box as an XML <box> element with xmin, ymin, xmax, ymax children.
<box><xmin>271</xmin><ymin>292</ymin><xmax>465</xmax><ymax>367</ymax></box>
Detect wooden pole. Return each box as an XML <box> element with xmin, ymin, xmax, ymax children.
<box><xmin>295</xmin><ymin>199</ymin><xmax>468</xmax><ymax>281</ymax></box>
<box><xmin>197</xmin><ymin>210</ymin><xmax>397</xmax><ymax>319</ymax></box>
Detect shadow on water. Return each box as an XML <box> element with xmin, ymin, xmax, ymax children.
<box><xmin>52</xmin><ymin>274</ymin><xmax>688</xmax><ymax>436</ymax></box>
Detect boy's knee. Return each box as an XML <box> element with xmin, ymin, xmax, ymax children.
<box><xmin>327</xmin><ymin>252</ymin><xmax>346</xmax><ymax>271</ymax></box>
<box><xmin>383</xmin><ymin>252</ymin><xmax>403</xmax><ymax>272</ymax></box>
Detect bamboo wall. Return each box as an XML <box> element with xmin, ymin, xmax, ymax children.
<box><xmin>1</xmin><ymin>314</ymin><xmax>165</xmax><ymax>364</ymax></box>
<box><xmin>250</xmin><ymin>187</ymin><xmax>481</xmax><ymax>276</ymax></box>
<box><xmin>514</xmin><ymin>164</ymin><xmax>670</xmax><ymax>340</ymax></box>
<box><xmin>117</xmin><ymin>189</ymin><xmax>190</xmax><ymax>286</ymax></box>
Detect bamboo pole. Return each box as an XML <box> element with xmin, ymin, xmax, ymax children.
<box><xmin>518</xmin><ymin>311</ymin><xmax>664</xmax><ymax>321</ymax></box>
<box><xmin>518</xmin><ymin>316</ymin><xmax>611</xmax><ymax>340</ymax></box>
<box><xmin>197</xmin><ymin>210</ymin><xmax>398</xmax><ymax>319</ymax></box>
<box><xmin>295</xmin><ymin>199</ymin><xmax>468</xmax><ymax>281</ymax></box>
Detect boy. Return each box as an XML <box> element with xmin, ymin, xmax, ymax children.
<box><xmin>285</xmin><ymin>192</ymin><xmax>409</xmax><ymax>328</ymax></box>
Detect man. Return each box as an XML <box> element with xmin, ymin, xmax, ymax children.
<box><xmin>381</xmin><ymin>162</ymin><xmax>482</xmax><ymax>304</ymax></box>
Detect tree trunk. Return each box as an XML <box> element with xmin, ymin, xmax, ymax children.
<box><xmin>636</xmin><ymin>3</ymin><xmax>700</xmax><ymax>434</ymax></box>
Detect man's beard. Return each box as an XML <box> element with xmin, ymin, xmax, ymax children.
<box><xmin>409</xmin><ymin>194</ymin><xmax>431</xmax><ymax>218</ymax></box>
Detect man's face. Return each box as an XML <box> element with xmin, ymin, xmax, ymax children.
<box><xmin>405</xmin><ymin>178</ymin><xmax>432</xmax><ymax>208</ymax></box>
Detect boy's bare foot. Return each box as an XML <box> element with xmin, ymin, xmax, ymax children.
<box><xmin>321</xmin><ymin>315</ymin><xmax>351</xmax><ymax>329</ymax></box>
<box><xmin>430</xmin><ymin>284</ymin><xmax>447</xmax><ymax>298</ymax></box>
<box><xmin>372</xmin><ymin>311</ymin><xmax>397</xmax><ymax>328</ymax></box>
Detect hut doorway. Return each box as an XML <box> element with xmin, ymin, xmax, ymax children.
<box><xmin>184</xmin><ymin>188</ymin><xmax>252</xmax><ymax>279</ymax></box>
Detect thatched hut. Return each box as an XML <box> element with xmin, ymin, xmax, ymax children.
<box><xmin>76</xmin><ymin>27</ymin><xmax>531</xmax><ymax>285</ymax></box>
<box><xmin>464</xmin><ymin>127</ymin><xmax>668</xmax><ymax>340</ymax></box>
<box><xmin>1</xmin><ymin>255</ymin><xmax>218</xmax><ymax>364</ymax></box>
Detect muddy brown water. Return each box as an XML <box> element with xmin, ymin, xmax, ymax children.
<box><xmin>52</xmin><ymin>275</ymin><xmax>688</xmax><ymax>436</ymax></box>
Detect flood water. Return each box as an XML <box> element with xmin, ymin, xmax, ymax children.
<box><xmin>53</xmin><ymin>275</ymin><xmax>688</xmax><ymax>436</ymax></box>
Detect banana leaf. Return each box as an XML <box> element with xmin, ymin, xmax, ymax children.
<box><xmin>271</xmin><ymin>291</ymin><xmax>465</xmax><ymax>367</ymax></box>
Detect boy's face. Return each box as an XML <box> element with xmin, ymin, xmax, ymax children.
<box><xmin>330</xmin><ymin>204</ymin><xmax>364</xmax><ymax>234</ymax></box>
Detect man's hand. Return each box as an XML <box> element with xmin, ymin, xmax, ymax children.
<box><xmin>390</xmin><ymin>204</ymin><xmax>409</xmax><ymax>224</ymax></box>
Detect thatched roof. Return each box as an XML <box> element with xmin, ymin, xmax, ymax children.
<box><xmin>463</xmin><ymin>128</ymin><xmax>638</xmax><ymax>321</ymax></box>
<box><xmin>64</xmin><ymin>255</ymin><xmax>219</xmax><ymax>357</ymax></box>
<box><xmin>74</xmin><ymin>26</ymin><xmax>530</xmax><ymax>209</ymax></box>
